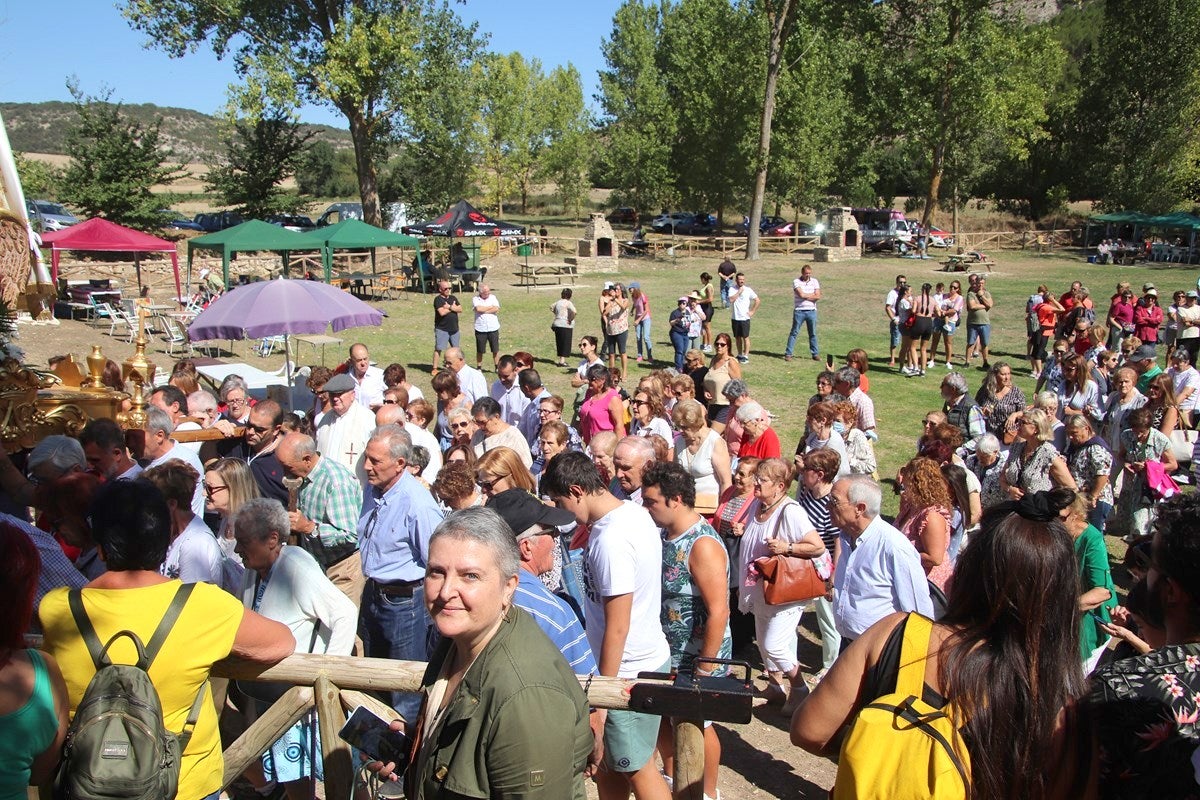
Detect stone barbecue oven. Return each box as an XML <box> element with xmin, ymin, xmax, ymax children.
<box><xmin>568</xmin><ymin>213</ymin><xmax>618</xmax><ymax>272</ymax></box>
<box><xmin>813</xmin><ymin>207</ymin><xmax>861</xmax><ymax>262</ymax></box>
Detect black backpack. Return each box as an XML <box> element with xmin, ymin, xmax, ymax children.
<box><xmin>55</xmin><ymin>584</ymin><xmax>208</xmax><ymax>800</ymax></box>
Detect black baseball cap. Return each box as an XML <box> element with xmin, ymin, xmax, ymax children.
<box><xmin>486</xmin><ymin>489</ymin><xmax>574</xmax><ymax>537</ymax></box>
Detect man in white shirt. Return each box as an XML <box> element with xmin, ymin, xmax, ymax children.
<box><xmin>470</xmin><ymin>397</ymin><xmax>533</xmax><ymax>467</ymax></box>
<box><xmin>315</xmin><ymin>373</ymin><xmax>377</xmax><ymax>488</ymax></box>
<box><xmin>472</xmin><ymin>283</ymin><xmax>501</xmax><ymax>371</ymax></box>
<box><xmin>142</xmin><ymin>406</ymin><xmax>206</xmax><ymax>517</ymax></box>
<box><xmin>784</xmin><ymin>264</ymin><xmax>821</xmax><ymax>362</ymax></box>
<box><xmin>541</xmin><ymin>452</ymin><xmax>672</xmax><ymax>800</ymax></box>
<box><xmin>347</xmin><ymin>343</ymin><xmax>386</xmax><ymax>410</ymax></box>
<box><xmin>728</xmin><ymin>272</ymin><xmax>760</xmax><ymax>364</ymax></box>
<box><xmin>443</xmin><ymin>346</ymin><xmax>488</xmax><ymax>403</ymax></box>
<box><xmin>885</xmin><ymin>274</ymin><xmax>907</xmax><ymax>367</ymax></box>
<box><xmin>489</xmin><ymin>354</ymin><xmax>529</xmax><ymax>427</ymax></box>
<box><xmin>829</xmin><ymin>475</ymin><xmax>933</xmax><ymax>649</ymax></box>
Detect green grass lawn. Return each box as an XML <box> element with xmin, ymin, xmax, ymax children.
<box><xmin>325</xmin><ymin>247</ymin><xmax>1199</xmax><ymax>523</ymax></box>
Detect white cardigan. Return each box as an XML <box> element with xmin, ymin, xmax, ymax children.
<box><xmin>239</xmin><ymin>545</ymin><xmax>358</xmax><ymax>656</ymax></box>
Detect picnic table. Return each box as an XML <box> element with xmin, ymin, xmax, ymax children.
<box><xmin>197</xmin><ymin>362</ymin><xmax>289</xmax><ymax>392</ymax></box>
<box><xmin>296</xmin><ymin>334</ymin><xmax>344</xmax><ymax>366</ymax></box>
<box><xmin>515</xmin><ymin>263</ymin><xmax>578</xmax><ymax>291</ymax></box>
<box><xmin>942</xmin><ymin>252</ymin><xmax>995</xmax><ymax>272</ymax></box>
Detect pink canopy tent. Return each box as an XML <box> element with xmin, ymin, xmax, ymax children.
<box><xmin>41</xmin><ymin>218</ymin><xmax>181</xmax><ymax>299</ymax></box>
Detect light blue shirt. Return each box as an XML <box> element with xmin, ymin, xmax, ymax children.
<box><xmin>357</xmin><ymin>471</ymin><xmax>444</xmax><ymax>582</ymax></box>
<box><xmin>519</xmin><ymin>389</ymin><xmax>552</xmax><ymax>447</ymax></box>
<box><xmin>515</xmin><ymin>569</ymin><xmax>597</xmax><ymax>674</ymax></box>
<box><xmin>833</xmin><ymin>514</ymin><xmax>933</xmax><ymax>639</ymax></box>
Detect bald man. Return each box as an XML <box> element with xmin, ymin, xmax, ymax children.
<box><xmin>613</xmin><ymin>435</ymin><xmax>657</xmax><ymax>504</ymax></box>
<box><xmin>347</xmin><ymin>343</ymin><xmax>385</xmax><ymax>410</ymax></box>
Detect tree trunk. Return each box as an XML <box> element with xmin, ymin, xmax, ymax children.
<box><xmin>746</xmin><ymin>0</ymin><xmax>796</xmax><ymax>261</ymax></box>
<box><xmin>921</xmin><ymin>5</ymin><xmax>960</xmax><ymax>230</ymax></box>
<box><xmin>346</xmin><ymin>112</ymin><xmax>381</xmax><ymax>227</ymax></box>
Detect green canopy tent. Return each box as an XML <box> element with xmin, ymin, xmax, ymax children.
<box><xmin>186</xmin><ymin>220</ymin><xmax>314</xmax><ymax>291</ymax></box>
<box><xmin>291</xmin><ymin>219</ymin><xmax>421</xmax><ymax>282</ymax></box>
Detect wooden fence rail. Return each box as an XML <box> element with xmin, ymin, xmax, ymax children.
<box><xmin>212</xmin><ymin>653</ymin><xmax>713</xmax><ymax>800</ymax></box>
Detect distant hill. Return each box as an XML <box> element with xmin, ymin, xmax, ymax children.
<box><xmin>0</xmin><ymin>101</ymin><xmax>353</xmax><ymax>164</ymax></box>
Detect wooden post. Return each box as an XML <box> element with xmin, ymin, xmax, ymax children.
<box><xmin>315</xmin><ymin>674</ymin><xmax>354</xmax><ymax>800</ymax></box>
<box><xmin>221</xmin><ymin>686</ymin><xmax>314</xmax><ymax>788</ymax></box>
<box><xmin>672</xmin><ymin>719</ymin><xmax>706</xmax><ymax>800</ymax></box>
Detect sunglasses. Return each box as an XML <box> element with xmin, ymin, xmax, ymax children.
<box><xmin>204</xmin><ymin>484</ymin><xmax>228</xmax><ymax>497</ymax></box>
<box><xmin>246</xmin><ymin>423</ymin><xmax>271</xmax><ymax>434</ymax></box>
<box><xmin>451</xmin><ymin>421</ymin><xmax>471</xmax><ymax>429</ymax></box>
<box><xmin>476</xmin><ymin>476</ymin><xmax>497</xmax><ymax>491</ymax></box>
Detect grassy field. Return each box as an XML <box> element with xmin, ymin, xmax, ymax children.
<box><xmin>322</xmin><ymin>247</ymin><xmax>1197</xmax><ymax>518</ymax></box>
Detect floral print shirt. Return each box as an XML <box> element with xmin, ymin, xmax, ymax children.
<box><xmin>1090</xmin><ymin>644</ymin><xmax>1200</xmax><ymax>799</ymax></box>
<box><xmin>661</xmin><ymin>519</ymin><xmax>732</xmax><ymax>672</ymax></box>
<box><xmin>1066</xmin><ymin>438</ymin><xmax>1115</xmax><ymax>505</ymax></box>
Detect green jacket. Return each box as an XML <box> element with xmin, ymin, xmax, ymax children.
<box><xmin>408</xmin><ymin>606</ymin><xmax>592</xmax><ymax>799</ymax></box>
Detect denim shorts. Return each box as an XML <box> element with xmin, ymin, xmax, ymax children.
<box><xmin>967</xmin><ymin>323</ymin><xmax>991</xmax><ymax>346</ymax></box>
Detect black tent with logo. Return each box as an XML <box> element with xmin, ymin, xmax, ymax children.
<box><xmin>402</xmin><ymin>200</ymin><xmax>524</xmax><ymax>238</ymax></box>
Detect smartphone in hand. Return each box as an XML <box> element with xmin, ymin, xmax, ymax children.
<box><xmin>826</xmin><ymin>354</ymin><xmax>834</xmax><ymax>369</ymax></box>
<box><xmin>338</xmin><ymin>706</ymin><xmax>412</xmax><ymax>773</ymax></box>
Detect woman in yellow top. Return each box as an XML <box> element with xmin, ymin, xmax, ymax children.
<box><xmin>41</xmin><ymin>480</ymin><xmax>295</xmax><ymax>800</ymax></box>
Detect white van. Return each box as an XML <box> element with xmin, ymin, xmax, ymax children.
<box><xmin>851</xmin><ymin>208</ymin><xmax>912</xmax><ymax>248</ymax></box>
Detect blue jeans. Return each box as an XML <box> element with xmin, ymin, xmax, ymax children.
<box><xmin>670</xmin><ymin>329</ymin><xmax>690</xmax><ymax>371</ymax></box>
<box><xmin>1089</xmin><ymin>501</ymin><xmax>1113</xmax><ymax>533</ymax></box>
<box><xmin>635</xmin><ymin>318</ymin><xmax>653</xmax><ymax>357</ymax></box>
<box><xmin>785</xmin><ymin>308</ymin><xmax>818</xmax><ymax>358</ymax></box>
<box><xmin>359</xmin><ymin>582</ymin><xmax>434</xmax><ymax>723</ymax></box>
<box><xmin>720</xmin><ymin>278</ymin><xmax>734</xmax><ymax>307</ymax></box>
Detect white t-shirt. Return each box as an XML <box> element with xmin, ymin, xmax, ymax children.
<box><xmin>1171</xmin><ymin>366</ymin><xmax>1200</xmax><ymax>411</ymax></box>
<box><xmin>161</xmin><ymin>515</ymin><xmax>223</xmax><ymax>587</ymax></box>
<box><xmin>473</xmin><ymin>294</ymin><xmax>501</xmax><ymax>332</ymax></box>
<box><xmin>731</xmin><ymin>285</ymin><xmax>759</xmax><ymax>321</ymax></box>
<box><xmin>794</xmin><ymin>277</ymin><xmax>819</xmax><ymax>311</ymax></box>
<box><xmin>147</xmin><ymin>443</ymin><xmax>207</xmax><ymax>517</ymax></box>
<box><xmin>583</xmin><ymin>501</ymin><xmax>671</xmax><ymax>677</ymax></box>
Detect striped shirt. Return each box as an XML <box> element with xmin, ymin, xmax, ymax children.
<box><xmin>515</xmin><ymin>569</ymin><xmax>597</xmax><ymax>674</ymax></box>
<box><xmin>797</xmin><ymin>487</ymin><xmax>839</xmax><ymax>551</ymax></box>
<box><xmin>298</xmin><ymin>456</ymin><xmax>363</xmax><ymax>549</ymax></box>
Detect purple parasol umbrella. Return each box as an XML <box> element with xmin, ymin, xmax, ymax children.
<box><xmin>188</xmin><ymin>277</ymin><xmax>384</xmax><ymax>401</ymax></box>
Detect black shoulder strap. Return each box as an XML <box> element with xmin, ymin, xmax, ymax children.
<box><xmin>67</xmin><ymin>589</ymin><xmax>105</xmax><ymax>670</ymax></box>
<box><xmin>143</xmin><ymin>583</ymin><xmax>196</xmax><ymax>669</ymax></box>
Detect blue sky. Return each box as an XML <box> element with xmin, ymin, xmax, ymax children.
<box><xmin>0</xmin><ymin>1</ymin><xmax>620</xmax><ymax>127</ymax></box>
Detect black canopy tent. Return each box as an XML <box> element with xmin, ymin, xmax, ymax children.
<box><xmin>402</xmin><ymin>200</ymin><xmax>524</xmax><ymax>238</ymax></box>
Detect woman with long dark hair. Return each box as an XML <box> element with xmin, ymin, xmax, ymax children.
<box><xmin>792</xmin><ymin>491</ymin><xmax>1095</xmax><ymax>799</ymax></box>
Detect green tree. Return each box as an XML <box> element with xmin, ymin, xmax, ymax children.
<box><xmin>13</xmin><ymin>152</ymin><xmax>60</xmax><ymax>199</ymax></box>
<box><xmin>1074</xmin><ymin>0</ymin><xmax>1200</xmax><ymax>212</ymax></box>
<box><xmin>205</xmin><ymin>107</ymin><xmax>313</xmax><ymax>218</ymax></box>
<box><xmin>540</xmin><ymin>65</ymin><xmax>593</xmax><ymax>218</ymax></box>
<box><xmin>658</xmin><ymin>0</ymin><xmax>761</xmax><ymax>224</ymax></box>
<box><xmin>122</xmin><ymin>0</ymin><xmax>485</xmax><ymax>227</ymax></box>
<box><xmin>870</xmin><ymin>0</ymin><xmax>1062</xmax><ymax>228</ymax></box>
<box><xmin>597</xmin><ymin>0</ymin><xmax>678</xmax><ymax>215</ymax></box>
<box><xmin>58</xmin><ymin>84</ymin><xmax>185</xmax><ymax>230</ymax></box>
<box><xmin>296</xmin><ymin>142</ymin><xmax>360</xmax><ymax>198</ymax></box>
<box><xmin>478</xmin><ymin>53</ymin><xmax>545</xmax><ymax>216</ymax></box>
<box><xmin>768</xmin><ymin>2</ymin><xmax>852</xmax><ymax>219</ymax></box>
<box><xmin>745</xmin><ymin>0</ymin><xmax>797</xmax><ymax>259</ymax></box>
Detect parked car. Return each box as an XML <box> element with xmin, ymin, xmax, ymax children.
<box><xmin>25</xmin><ymin>199</ymin><xmax>78</xmax><ymax>232</ymax></box>
<box><xmin>675</xmin><ymin>214</ymin><xmax>719</xmax><ymax>236</ymax></box>
<box><xmin>650</xmin><ymin>211</ymin><xmax>694</xmax><ymax>233</ymax></box>
<box><xmin>266</xmin><ymin>214</ymin><xmax>316</xmax><ymax>233</ymax></box>
<box><xmin>158</xmin><ymin>209</ymin><xmax>204</xmax><ymax>231</ymax></box>
<box><xmin>606</xmin><ymin>207</ymin><xmax>639</xmax><ymax>225</ymax></box>
<box><xmin>734</xmin><ymin>214</ymin><xmax>788</xmax><ymax>236</ymax></box>
<box><xmin>193</xmin><ymin>211</ymin><xmax>245</xmax><ymax>233</ymax></box>
<box><xmin>764</xmin><ymin>221</ymin><xmax>817</xmax><ymax>237</ymax></box>
<box><xmin>316</xmin><ymin>202</ymin><xmax>363</xmax><ymax>227</ymax></box>
<box><xmin>928</xmin><ymin>227</ymin><xmax>954</xmax><ymax>247</ymax></box>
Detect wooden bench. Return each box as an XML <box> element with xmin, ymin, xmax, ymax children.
<box><xmin>942</xmin><ymin>253</ymin><xmax>995</xmax><ymax>272</ymax></box>
<box><xmin>516</xmin><ymin>263</ymin><xmax>578</xmax><ymax>289</ymax></box>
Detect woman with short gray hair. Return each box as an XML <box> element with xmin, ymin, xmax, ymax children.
<box><xmin>231</xmin><ymin>497</ymin><xmax>357</xmax><ymax>800</ymax></box>
<box><xmin>396</xmin><ymin>507</ymin><xmax>592</xmax><ymax>797</ymax></box>
<box><xmin>967</xmin><ymin>433</ymin><xmax>1009</xmax><ymax>510</ymax></box>
<box><xmin>1063</xmin><ymin>415</ymin><xmax>1114</xmax><ymax>531</ymax></box>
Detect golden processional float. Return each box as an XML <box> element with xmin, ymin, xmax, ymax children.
<box><xmin>0</xmin><ymin>110</ymin><xmax>141</xmax><ymax>451</ymax></box>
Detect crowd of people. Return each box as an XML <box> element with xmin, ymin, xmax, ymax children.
<box><xmin>2</xmin><ymin>263</ymin><xmax>1200</xmax><ymax>800</ymax></box>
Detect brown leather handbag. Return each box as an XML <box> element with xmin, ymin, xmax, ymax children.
<box><xmin>755</xmin><ymin>554</ymin><xmax>826</xmax><ymax>604</ymax></box>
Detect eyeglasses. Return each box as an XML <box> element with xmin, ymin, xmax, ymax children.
<box><xmin>632</xmin><ymin>399</ymin><xmax>649</xmax><ymax>406</ymax></box>
<box><xmin>204</xmin><ymin>484</ymin><xmax>228</xmax><ymax>497</ymax></box>
<box><xmin>451</xmin><ymin>421</ymin><xmax>472</xmax><ymax>429</ymax></box>
<box><xmin>226</xmin><ymin>396</ymin><xmax>247</xmax><ymax>407</ymax></box>
<box><xmin>382</xmin><ymin>399</ymin><xmax>399</xmax><ymax>405</ymax></box>
<box><xmin>476</xmin><ymin>476</ymin><xmax>497</xmax><ymax>491</ymax></box>
<box><xmin>538</xmin><ymin>407</ymin><xmax>558</xmax><ymax>416</ymax></box>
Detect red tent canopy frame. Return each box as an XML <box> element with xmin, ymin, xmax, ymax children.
<box><xmin>41</xmin><ymin>218</ymin><xmax>181</xmax><ymax>299</ymax></box>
